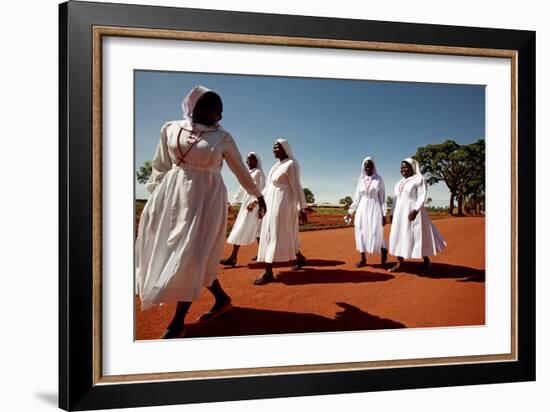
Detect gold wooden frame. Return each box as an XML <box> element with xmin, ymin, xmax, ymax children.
<box><xmin>91</xmin><ymin>26</ymin><xmax>518</xmax><ymax>386</ymax></box>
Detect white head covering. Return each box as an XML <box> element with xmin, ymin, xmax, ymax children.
<box><xmin>403</xmin><ymin>157</ymin><xmax>421</xmax><ymax>176</ymax></box>
<box><xmin>248</xmin><ymin>152</ymin><xmax>266</xmax><ymax>190</ymax></box>
<box><xmin>248</xmin><ymin>152</ymin><xmax>264</xmax><ymax>174</ymax></box>
<box><xmin>360</xmin><ymin>156</ymin><xmax>377</xmax><ymax>180</ymax></box>
<box><xmin>181</xmin><ymin>85</ymin><xmax>211</xmax><ymax>120</ymax></box>
<box><xmin>275</xmin><ymin>138</ymin><xmax>298</xmax><ymax>164</ymax></box>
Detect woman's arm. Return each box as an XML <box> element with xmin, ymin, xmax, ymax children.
<box><xmin>287</xmin><ymin>161</ymin><xmax>308</xmax><ymax>211</ymax></box>
<box><xmin>145</xmin><ymin>122</ymin><xmax>173</xmax><ymax>193</ymax></box>
<box><xmin>223</xmin><ymin>134</ymin><xmax>266</xmax><ymax>217</ymax></box>
<box><xmin>378</xmin><ymin>177</ymin><xmax>387</xmax><ymax>225</ymax></box>
<box><xmin>347</xmin><ymin>180</ymin><xmax>362</xmax><ymax>216</ymax></box>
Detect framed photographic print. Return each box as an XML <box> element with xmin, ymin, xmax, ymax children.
<box><xmin>59</xmin><ymin>1</ymin><xmax>535</xmax><ymax>410</ymax></box>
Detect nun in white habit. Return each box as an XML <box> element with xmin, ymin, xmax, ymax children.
<box><xmin>254</xmin><ymin>139</ymin><xmax>309</xmax><ymax>285</ymax></box>
<box><xmin>388</xmin><ymin>158</ymin><xmax>446</xmax><ymax>272</ymax></box>
<box><xmin>135</xmin><ymin>85</ymin><xmax>266</xmax><ymax>338</ymax></box>
<box><xmin>220</xmin><ymin>152</ymin><xmax>266</xmax><ymax>266</ymax></box>
<box><xmin>346</xmin><ymin>157</ymin><xmax>388</xmax><ymax>267</ymax></box>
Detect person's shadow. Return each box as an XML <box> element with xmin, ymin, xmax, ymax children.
<box><xmin>404</xmin><ymin>262</ymin><xmax>485</xmax><ymax>282</ymax></box>
<box><xmin>185</xmin><ymin>303</ymin><xmax>405</xmax><ymax>338</ymax></box>
<box><xmin>275</xmin><ymin>267</ymin><xmax>394</xmax><ymax>285</ymax></box>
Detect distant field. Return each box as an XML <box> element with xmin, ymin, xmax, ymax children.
<box><xmin>135</xmin><ymin>199</ymin><xmax>454</xmax><ymax>235</ymax></box>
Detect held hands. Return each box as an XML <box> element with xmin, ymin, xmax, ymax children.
<box><xmin>257</xmin><ymin>196</ymin><xmax>267</xmax><ymax>219</ymax></box>
<box><xmin>246</xmin><ymin>200</ymin><xmax>258</xmax><ymax>211</ymax></box>
<box><xmin>408</xmin><ymin>209</ymin><xmax>419</xmax><ymax>221</ymax></box>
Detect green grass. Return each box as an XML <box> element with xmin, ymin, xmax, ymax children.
<box><xmin>313</xmin><ymin>207</ymin><xmax>347</xmax><ymax>215</ymax></box>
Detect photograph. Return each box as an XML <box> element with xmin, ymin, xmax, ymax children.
<box><xmin>54</xmin><ymin>1</ymin><xmax>537</xmax><ymax>409</ymax></box>
<box><xmin>134</xmin><ymin>71</ymin><xmax>486</xmax><ymax>340</ymax></box>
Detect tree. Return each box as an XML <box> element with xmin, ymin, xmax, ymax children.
<box><xmin>339</xmin><ymin>196</ymin><xmax>353</xmax><ymax>209</ymax></box>
<box><xmin>426</xmin><ymin>197</ymin><xmax>433</xmax><ymax>207</ymax></box>
<box><xmin>463</xmin><ymin>139</ymin><xmax>485</xmax><ymax>215</ymax></box>
<box><xmin>136</xmin><ymin>160</ymin><xmax>152</xmax><ymax>184</ymax></box>
<box><xmin>386</xmin><ymin>196</ymin><xmax>393</xmax><ymax>210</ymax></box>
<box><xmin>415</xmin><ymin>140</ymin><xmax>461</xmax><ymax>215</ymax></box>
<box><xmin>303</xmin><ymin>188</ymin><xmax>315</xmax><ymax>204</ymax></box>
<box><xmin>415</xmin><ymin>139</ymin><xmax>485</xmax><ymax>216</ymax></box>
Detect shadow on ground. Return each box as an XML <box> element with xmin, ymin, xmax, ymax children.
<box><xmin>184</xmin><ymin>302</ymin><xmax>405</xmax><ymax>338</ymax></box>
<box><xmin>247</xmin><ymin>258</ymin><xmax>346</xmax><ymax>269</ymax></box>
<box><xmin>402</xmin><ymin>262</ymin><xmax>485</xmax><ymax>282</ymax></box>
<box><xmin>274</xmin><ymin>268</ymin><xmax>394</xmax><ymax>285</ymax></box>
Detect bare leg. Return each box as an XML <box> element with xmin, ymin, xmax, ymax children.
<box><xmin>388</xmin><ymin>256</ymin><xmax>404</xmax><ymax>272</ymax></box>
<box><xmin>220</xmin><ymin>245</ymin><xmax>239</xmax><ymax>266</ymax></box>
<box><xmin>421</xmin><ymin>256</ymin><xmax>431</xmax><ymax>271</ymax></box>
<box><xmin>252</xmin><ymin>238</ymin><xmax>260</xmax><ymax>261</ymax></box>
<box><xmin>254</xmin><ymin>263</ymin><xmax>275</xmax><ymax>285</ymax></box>
<box><xmin>198</xmin><ymin>279</ymin><xmax>233</xmax><ymax>322</ymax></box>
<box><xmin>161</xmin><ymin>301</ymin><xmax>191</xmax><ymax>339</ymax></box>
<box><xmin>381</xmin><ymin>248</ymin><xmax>388</xmax><ymax>266</ymax></box>
<box><xmin>356</xmin><ymin>252</ymin><xmax>367</xmax><ymax>268</ymax></box>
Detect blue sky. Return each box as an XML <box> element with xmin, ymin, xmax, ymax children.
<box><xmin>135</xmin><ymin>71</ymin><xmax>485</xmax><ymax>207</ymax></box>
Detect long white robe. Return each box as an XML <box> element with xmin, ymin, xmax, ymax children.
<box><xmin>389</xmin><ymin>175</ymin><xmax>446</xmax><ymax>258</ymax></box>
<box><xmin>135</xmin><ymin>119</ymin><xmax>261</xmax><ymax>309</ymax></box>
<box><xmin>257</xmin><ymin>159</ymin><xmax>307</xmax><ymax>263</ymax></box>
<box><xmin>227</xmin><ymin>168</ymin><xmax>265</xmax><ymax>245</ymax></box>
<box><xmin>349</xmin><ymin>174</ymin><xmax>387</xmax><ymax>253</ymax></box>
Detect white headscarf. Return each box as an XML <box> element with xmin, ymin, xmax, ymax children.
<box><xmin>403</xmin><ymin>157</ymin><xmax>422</xmax><ymax>176</ymax></box>
<box><xmin>359</xmin><ymin>156</ymin><xmax>378</xmax><ymax>180</ymax></box>
<box><xmin>248</xmin><ymin>152</ymin><xmax>264</xmax><ymax>174</ymax></box>
<box><xmin>276</xmin><ymin>138</ymin><xmax>299</xmax><ymax>166</ymax></box>
<box><xmin>248</xmin><ymin>152</ymin><xmax>266</xmax><ymax>189</ymax></box>
<box><xmin>181</xmin><ymin>85</ymin><xmax>211</xmax><ymax>120</ymax></box>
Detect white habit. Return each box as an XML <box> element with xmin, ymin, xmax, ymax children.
<box><xmin>389</xmin><ymin>158</ymin><xmax>447</xmax><ymax>259</ymax></box>
<box><xmin>227</xmin><ymin>152</ymin><xmax>266</xmax><ymax>245</ymax></box>
<box><xmin>135</xmin><ymin>86</ymin><xmax>261</xmax><ymax>310</ymax></box>
<box><xmin>348</xmin><ymin>157</ymin><xmax>387</xmax><ymax>254</ymax></box>
<box><xmin>257</xmin><ymin>139</ymin><xmax>307</xmax><ymax>263</ymax></box>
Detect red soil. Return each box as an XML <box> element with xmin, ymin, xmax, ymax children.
<box><xmin>136</xmin><ymin>217</ymin><xmax>485</xmax><ymax>340</ymax></box>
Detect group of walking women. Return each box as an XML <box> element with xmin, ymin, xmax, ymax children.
<box><xmin>135</xmin><ymin>85</ymin><xmax>446</xmax><ymax>339</ymax></box>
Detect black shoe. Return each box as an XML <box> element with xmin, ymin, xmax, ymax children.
<box><xmin>292</xmin><ymin>255</ymin><xmax>306</xmax><ymax>270</ymax></box>
<box><xmin>254</xmin><ymin>272</ymin><xmax>275</xmax><ymax>285</ymax></box>
<box><xmin>220</xmin><ymin>256</ymin><xmax>237</xmax><ymax>267</ymax></box>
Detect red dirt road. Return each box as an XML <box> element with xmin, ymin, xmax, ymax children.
<box><xmin>136</xmin><ymin>217</ymin><xmax>485</xmax><ymax>340</ymax></box>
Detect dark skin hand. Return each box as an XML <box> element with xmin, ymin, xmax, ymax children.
<box><xmin>400</xmin><ymin>161</ymin><xmax>419</xmax><ymax>221</ymax></box>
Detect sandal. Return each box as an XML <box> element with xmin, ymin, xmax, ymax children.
<box><xmin>198</xmin><ymin>301</ymin><xmax>233</xmax><ymax>323</ymax></box>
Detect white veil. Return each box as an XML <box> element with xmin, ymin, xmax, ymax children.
<box><xmin>359</xmin><ymin>156</ymin><xmax>378</xmax><ymax>180</ymax></box>
<box><xmin>181</xmin><ymin>85</ymin><xmax>211</xmax><ymax>120</ymax></box>
<box><xmin>403</xmin><ymin>157</ymin><xmax>422</xmax><ymax>176</ymax></box>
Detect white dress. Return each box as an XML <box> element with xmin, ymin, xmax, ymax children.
<box><xmin>135</xmin><ymin>119</ymin><xmax>261</xmax><ymax>309</ymax></box>
<box><xmin>257</xmin><ymin>159</ymin><xmax>307</xmax><ymax>263</ymax></box>
<box><xmin>349</xmin><ymin>174</ymin><xmax>387</xmax><ymax>253</ymax></box>
<box><xmin>389</xmin><ymin>175</ymin><xmax>446</xmax><ymax>258</ymax></box>
<box><xmin>227</xmin><ymin>168</ymin><xmax>265</xmax><ymax>245</ymax></box>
